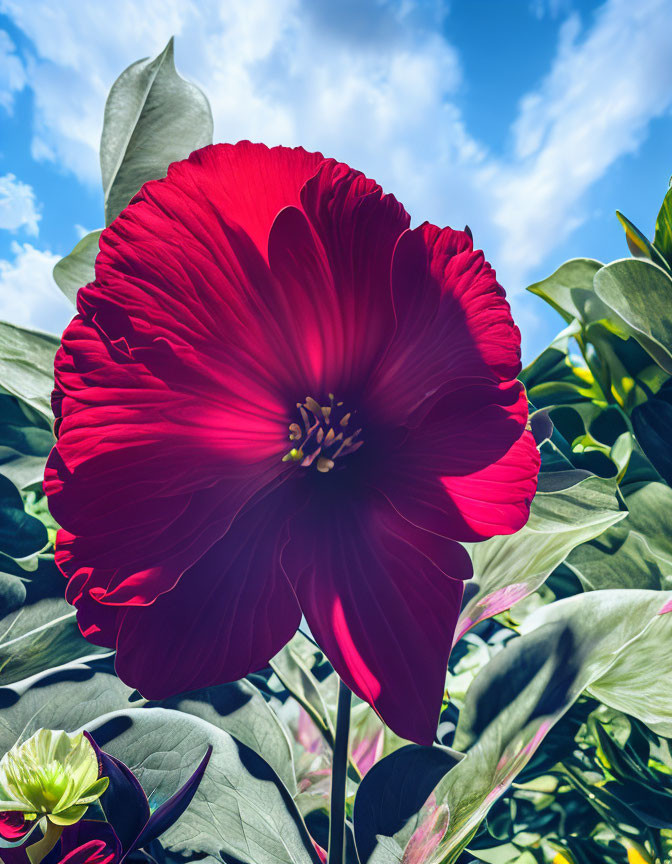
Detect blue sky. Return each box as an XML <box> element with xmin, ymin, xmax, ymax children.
<box><xmin>1</xmin><ymin>0</ymin><xmax>671</xmax><ymax>360</ymax></box>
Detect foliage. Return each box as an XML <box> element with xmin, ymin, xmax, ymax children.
<box><xmin>0</xmin><ymin>37</ymin><xmax>671</xmax><ymax>864</ymax></box>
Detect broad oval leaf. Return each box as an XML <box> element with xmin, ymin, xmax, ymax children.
<box><xmin>566</xmin><ymin>481</ymin><xmax>672</xmax><ymax>591</ymax></box>
<box><xmin>87</xmin><ymin>708</ymin><xmax>321</xmax><ymax>864</ymax></box>
<box><xmin>0</xmin><ymin>321</ymin><xmax>59</xmax><ymax>418</ymax></box>
<box><xmin>358</xmin><ymin>590</ymin><xmax>672</xmax><ymax>864</ymax></box>
<box><xmin>353</xmin><ymin>745</ymin><xmax>460</xmax><ymax>864</ymax></box>
<box><xmin>0</xmin><ymin>656</ymin><xmax>136</xmax><ymax>754</ymax></box>
<box><xmin>53</xmin><ymin>229</ymin><xmax>103</xmax><ymax>304</ymax></box>
<box><xmin>526</xmin><ymin>258</ymin><xmax>604</xmax><ymax>324</ymax></box>
<box><xmin>152</xmin><ymin>679</ymin><xmax>297</xmax><ymax>794</ymax></box>
<box><xmin>593</xmin><ymin>258</ymin><xmax>672</xmax><ymax>375</ymax></box>
<box><xmin>456</xmin><ymin>473</ymin><xmax>625</xmax><ymax>641</ymax></box>
<box><xmin>101</xmin><ymin>38</ymin><xmax>213</xmax><ymax>225</ymax></box>
<box><xmin>0</xmin><ymin>556</ymin><xmax>106</xmax><ymax>685</ymax></box>
<box><xmin>0</xmin><ymin>392</ymin><xmax>53</xmax><ymax>490</ymax></box>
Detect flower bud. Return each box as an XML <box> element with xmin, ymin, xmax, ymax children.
<box><xmin>0</xmin><ymin>730</ymin><xmax>108</xmax><ymax>827</ymax></box>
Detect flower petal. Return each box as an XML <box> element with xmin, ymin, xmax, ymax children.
<box><xmin>111</xmin><ymin>491</ymin><xmax>301</xmax><ymax>698</ymax></box>
<box><xmin>370</xmin><ymin>223</ymin><xmax>522</xmax><ymax>425</ymax></box>
<box><xmin>58</xmin><ymin>821</ymin><xmax>121</xmax><ymax>864</ymax></box>
<box><xmin>266</xmin><ymin>160</ymin><xmax>410</xmax><ymax>397</ymax></box>
<box><xmin>0</xmin><ymin>811</ymin><xmax>30</xmax><ymax>841</ymax></box>
<box><xmin>373</xmin><ymin>381</ymin><xmax>539</xmax><ymax>542</ymax></box>
<box><xmin>282</xmin><ymin>489</ymin><xmax>468</xmax><ymax>745</ymax></box>
<box><xmin>170</xmin><ymin>142</ymin><xmax>325</xmax><ymax>259</ymax></box>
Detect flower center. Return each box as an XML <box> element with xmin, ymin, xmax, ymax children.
<box><xmin>283</xmin><ymin>395</ymin><xmax>363</xmax><ymax>473</ymax></box>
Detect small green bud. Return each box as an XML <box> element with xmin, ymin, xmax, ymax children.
<box><xmin>0</xmin><ymin>729</ymin><xmax>108</xmax><ymax>826</ymax></box>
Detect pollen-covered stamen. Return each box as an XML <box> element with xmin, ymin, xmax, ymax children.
<box><xmin>283</xmin><ymin>394</ymin><xmax>363</xmax><ymax>472</ymax></box>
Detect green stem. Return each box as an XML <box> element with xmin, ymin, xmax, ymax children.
<box><xmin>328</xmin><ymin>679</ymin><xmax>352</xmax><ymax>864</ymax></box>
<box><xmin>27</xmin><ymin>820</ymin><xmax>64</xmax><ymax>864</ymax></box>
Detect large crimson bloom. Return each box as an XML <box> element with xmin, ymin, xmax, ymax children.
<box><xmin>45</xmin><ymin>142</ymin><xmax>539</xmax><ymax>744</ymax></box>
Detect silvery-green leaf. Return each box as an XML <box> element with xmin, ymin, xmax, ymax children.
<box><xmin>271</xmin><ymin>632</ymin><xmax>336</xmax><ymax>745</ymax></box>
<box><xmin>355</xmin><ymin>591</ymin><xmax>671</xmax><ymax>864</ymax></box>
<box><xmin>53</xmin><ymin>230</ymin><xmax>102</xmax><ymax>304</ymax></box>
<box><xmin>153</xmin><ymin>679</ymin><xmax>297</xmax><ymax>794</ymax></box>
<box><xmin>101</xmin><ymin>38</ymin><xmax>213</xmax><ymax>225</ymax></box>
<box><xmin>594</xmin><ymin>258</ymin><xmax>672</xmax><ymax>374</ymax></box>
<box><xmin>457</xmin><ymin>473</ymin><xmax>625</xmax><ymax>640</ymax></box>
<box><xmin>566</xmin><ymin>480</ymin><xmax>672</xmax><ymax>591</ymax></box>
<box><xmin>0</xmin><ymin>557</ymin><xmax>105</xmax><ymax>685</ymax></box>
<box><xmin>0</xmin><ymin>656</ymin><xmax>135</xmax><ymax>754</ymax></box>
<box><xmin>87</xmin><ymin>708</ymin><xmax>321</xmax><ymax>864</ymax></box>
<box><xmin>0</xmin><ymin>393</ymin><xmax>53</xmax><ymax>490</ymax></box>
<box><xmin>0</xmin><ymin>322</ymin><xmax>59</xmax><ymax>418</ymax></box>
<box><xmin>526</xmin><ymin>258</ymin><xmax>605</xmax><ymax>324</ymax></box>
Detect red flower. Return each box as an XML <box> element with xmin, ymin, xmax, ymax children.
<box><xmin>45</xmin><ymin>142</ymin><xmax>539</xmax><ymax>744</ymax></box>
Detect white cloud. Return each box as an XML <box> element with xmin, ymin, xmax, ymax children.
<box><xmin>2</xmin><ymin>0</ymin><xmax>672</xmax><ymax>352</ymax></box>
<box><xmin>488</xmin><ymin>0</ymin><xmax>672</xmax><ymax>287</ymax></box>
<box><xmin>0</xmin><ymin>173</ymin><xmax>41</xmax><ymax>234</ymax></box>
<box><xmin>0</xmin><ymin>29</ymin><xmax>25</xmax><ymax>112</ymax></box>
<box><xmin>0</xmin><ymin>242</ymin><xmax>73</xmax><ymax>332</ymax></box>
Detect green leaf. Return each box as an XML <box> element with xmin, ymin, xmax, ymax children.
<box><xmin>353</xmin><ymin>745</ymin><xmax>459</xmax><ymax>864</ymax></box>
<box><xmin>0</xmin><ymin>321</ymin><xmax>59</xmax><ymax>418</ymax></box>
<box><xmin>593</xmin><ymin>258</ymin><xmax>672</xmax><ymax>375</ymax></box>
<box><xmin>566</xmin><ymin>481</ymin><xmax>672</xmax><ymax>591</ymax></box>
<box><xmin>153</xmin><ymin>679</ymin><xmax>297</xmax><ymax>794</ymax></box>
<box><xmin>521</xmin><ymin>591</ymin><xmax>672</xmax><ymax>738</ymax></box>
<box><xmin>0</xmin><ymin>557</ymin><xmax>106</xmax><ymax>685</ymax></box>
<box><xmin>631</xmin><ymin>380</ymin><xmax>672</xmax><ymax>484</ymax></box>
<box><xmin>271</xmin><ymin>632</ymin><xmax>336</xmax><ymax>746</ymax></box>
<box><xmin>0</xmin><ymin>392</ymin><xmax>54</xmax><ymax>490</ymax></box>
<box><xmin>0</xmin><ymin>656</ymin><xmax>136</xmax><ymax>754</ymax></box>
<box><xmin>101</xmin><ymin>37</ymin><xmax>213</xmax><ymax>225</ymax></box>
<box><xmin>654</xmin><ymin>187</ymin><xmax>672</xmax><ymax>266</ymax></box>
<box><xmin>0</xmin><ymin>474</ymin><xmax>48</xmax><ymax>559</ymax></box>
<box><xmin>616</xmin><ymin>210</ymin><xmax>670</xmax><ymax>271</ymax></box>
<box><xmin>457</xmin><ymin>473</ymin><xmax>625</xmax><ymax>640</ymax></box>
<box><xmin>358</xmin><ymin>591</ymin><xmax>671</xmax><ymax>864</ymax></box>
<box><xmin>526</xmin><ymin>258</ymin><xmax>604</xmax><ymax>324</ymax></box>
<box><xmin>88</xmin><ymin>707</ymin><xmax>321</xmax><ymax>864</ymax></box>
<box><xmin>53</xmin><ymin>230</ymin><xmax>103</xmax><ymax>304</ymax></box>
<box><xmin>520</xmin><ymin>326</ymin><xmax>601</xmax><ymax>410</ymax></box>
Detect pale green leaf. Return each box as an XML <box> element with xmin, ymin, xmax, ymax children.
<box><xmin>101</xmin><ymin>38</ymin><xmax>213</xmax><ymax>225</ymax></box>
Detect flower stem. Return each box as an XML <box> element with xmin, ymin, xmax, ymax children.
<box><xmin>27</xmin><ymin>820</ymin><xmax>63</xmax><ymax>864</ymax></box>
<box><xmin>328</xmin><ymin>679</ymin><xmax>351</xmax><ymax>864</ymax></box>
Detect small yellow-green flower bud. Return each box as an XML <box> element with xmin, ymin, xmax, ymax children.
<box><xmin>0</xmin><ymin>729</ymin><xmax>108</xmax><ymax>826</ymax></box>
<box><xmin>623</xmin><ymin>840</ymin><xmax>654</xmax><ymax>864</ymax></box>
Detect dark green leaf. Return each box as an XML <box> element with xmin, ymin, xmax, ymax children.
<box><xmin>353</xmin><ymin>744</ymin><xmax>459</xmax><ymax>864</ymax></box>
<box><xmin>615</xmin><ymin>210</ymin><xmax>670</xmax><ymax>271</ymax></box>
<box><xmin>0</xmin><ymin>474</ymin><xmax>47</xmax><ymax>558</ymax></box>
<box><xmin>0</xmin><ymin>392</ymin><xmax>53</xmax><ymax>490</ymax></box>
